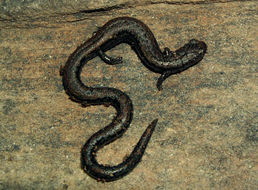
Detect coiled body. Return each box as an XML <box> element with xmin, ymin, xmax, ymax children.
<box><xmin>60</xmin><ymin>17</ymin><xmax>207</xmax><ymax>182</ymax></box>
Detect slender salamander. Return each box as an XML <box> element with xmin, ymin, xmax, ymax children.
<box><xmin>60</xmin><ymin>17</ymin><xmax>207</xmax><ymax>182</ymax></box>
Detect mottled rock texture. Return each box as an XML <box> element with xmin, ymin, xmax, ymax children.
<box><xmin>0</xmin><ymin>0</ymin><xmax>257</xmax><ymax>189</ymax></box>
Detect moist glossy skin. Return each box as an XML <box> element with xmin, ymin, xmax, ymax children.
<box><xmin>60</xmin><ymin>17</ymin><xmax>207</xmax><ymax>182</ymax></box>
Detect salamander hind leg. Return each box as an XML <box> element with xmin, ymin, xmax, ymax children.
<box><xmin>98</xmin><ymin>49</ymin><xmax>123</xmax><ymax>65</ymax></box>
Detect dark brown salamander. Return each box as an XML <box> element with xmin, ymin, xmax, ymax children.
<box><xmin>60</xmin><ymin>17</ymin><xmax>207</xmax><ymax>182</ymax></box>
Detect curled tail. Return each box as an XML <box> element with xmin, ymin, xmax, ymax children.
<box><xmin>81</xmin><ymin>118</ymin><xmax>158</xmax><ymax>182</ymax></box>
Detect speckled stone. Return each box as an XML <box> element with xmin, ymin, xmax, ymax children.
<box><xmin>0</xmin><ymin>1</ymin><xmax>257</xmax><ymax>190</ymax></box>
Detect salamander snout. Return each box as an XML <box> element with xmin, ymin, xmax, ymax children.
<box><xmin>188</xmin><ymin>39</ymin><xmax>207</xmax><ymax>54</ymax></box>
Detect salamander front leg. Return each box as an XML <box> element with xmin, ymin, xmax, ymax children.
<box><xmin>156</xmin><ymin>71</ymin><xmax>174</xmax><ymax>91</ymax></box>
<box><xmin>163</xmin><ymin>47</ymin><xmax>175</xmax><ymax>59</ymax></box>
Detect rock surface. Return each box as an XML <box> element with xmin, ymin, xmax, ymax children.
<box><xmin>0</xmin><ymin>0</ymin><xmax>257</xmax><ymax>189</ymax></box>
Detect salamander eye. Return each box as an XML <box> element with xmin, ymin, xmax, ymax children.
<box><xmin>189</xmin><ymin>39</ymin><xmax>199</xmax><ymax>44</ymax></box>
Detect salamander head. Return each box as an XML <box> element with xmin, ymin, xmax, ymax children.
<box><xmin>174</xmin><ymin>39</ymin><xmax>207</xmax><ymax>63</ymax></box>
<box><xmin>157</xmin><ymin>39</ymin><xmax>207</xmax><ymax>91</ymax></box>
